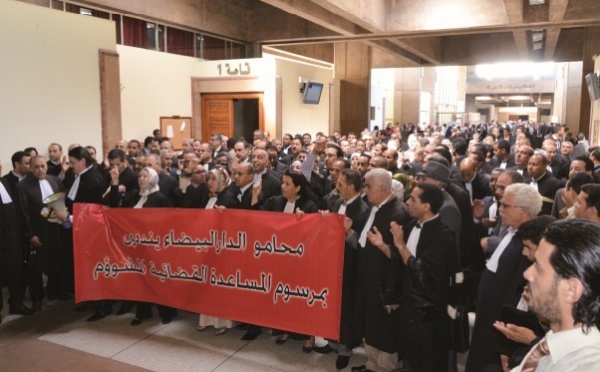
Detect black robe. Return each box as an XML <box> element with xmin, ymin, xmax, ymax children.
<box><xmin>357</xmin><ymin>196</ymin><xmax>410</xmax><ymax>353</ymax></box>
<box><xmin>331</xmin><ymin>196</ymin><xmax>369</xmax><ymax>347</ymax></box>
<box><xmin>16</xmin><ymin>175</ymin><xmax>64</xmax><ymax>272</ymax></box>
<box><xmin>0</xmin><ymin>178</ymin><xmax>25</xmax><ymax>307</ymax></box>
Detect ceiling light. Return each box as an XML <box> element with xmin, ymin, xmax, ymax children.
<box><xmin>529</xmin><ymin>0</ymin><xmax>545</xmax><ymax>5</ymax></box>
<box><xmin>532</xmin><ymin>33</ymin><xmax>544</xmax><ymax>42</ymax></box>
<box><xmin>533</xmin><ymin>42</ymin><xmax>543</xmax><ymax>50</ymax></box>
<box><xmin>475</xmin><ymin>96</ymin><xmax>493</xmax><ymax>100</ymax></box>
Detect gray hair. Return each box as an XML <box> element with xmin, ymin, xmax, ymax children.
<box><xmin>505</xmin><ymin>183</ymin><xmax>542</xmax><ymax>218</ymax></box>
<box><xmin>365</xmin><ymin>168</ymin><xmax>392</xmax><ymax>191</ymax></box>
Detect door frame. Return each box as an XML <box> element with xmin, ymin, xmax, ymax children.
<box><xmin>192</xmin><ymin>76</ymin><xmax>265</xmax><ymax>141</ymax></box>
<box><xmin>201</xmin><ymin>93</ymin><xmax>264</xmax><ymax>141</ymax></box>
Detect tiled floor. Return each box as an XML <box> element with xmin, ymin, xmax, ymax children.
<box><xmin>0</xmin><ymin>292</ymin><xmax>469</xmax><ymax>371</ymax></box>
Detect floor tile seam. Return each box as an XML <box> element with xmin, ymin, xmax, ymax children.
<box><xmin>107</xmin><ymin>323</ymin><xmax>169</xmax><ymax>359</ymax></box>
<box><xmin>210</xmin><ymin>338</ymin><xmax>253</xmax><ymax>372</ymax></box>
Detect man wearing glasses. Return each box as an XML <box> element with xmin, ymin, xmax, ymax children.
<box><xmin>466</xmin><ymin>184</ymin><xmax>542</xmax><ymax>372</ymax></box>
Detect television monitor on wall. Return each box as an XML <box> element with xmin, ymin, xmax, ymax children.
<box><xmin>303</xmin><ymin>82</ymin><xmax>324</xmax><ymax>104</ymax></box>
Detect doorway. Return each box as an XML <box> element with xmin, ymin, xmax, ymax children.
<box><xmin>201</xmin><ymin>93</ymin><xmax>263</xmax><ymax>141</ymax></box>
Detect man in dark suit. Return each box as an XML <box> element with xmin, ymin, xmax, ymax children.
<box><xmin>0</xmin><ymin>176</ymin><xmax>32</xmax><ymax>319</ymax></box>
<box><xmin>352</xmin><ymin>168</ymin><xmax>410</xmax><ymax>372</ymax></box>
<box><xmin>144</xmin><ymin>154</ymin><xmax>178</xmax><ymax>206</ymax></box>
<box><xmin>3</xmin><ymin>151</ymin><xmax>30</xmax><ymax>193</ymax></box>
<box><xmin>103</xmin><ymin>149</ymin><xmax>137</xmax><ymax>204</ymax></box>
<box><xmin>527</xmin><ymin>154</ymin><xmax>564</xmax><ymax>216</ymax></box>
<box><xmin>267</xmin><ymin>145</ymin><xmax>287</xmax><ymax>176</ymax></box>
<box><xmin>370</xmin><ymin>183</ymin><xmax>460</xmax><ymax>372</ymax></box>
<box><xmin>543</xmin><ymin>140</ymin><xmax>569</xmax><ymax>181</ymax></box>
<box><xmin>458</xmin><ymin>157</ymin><xmax>491</xmax><ymax>203</ymax></box>
<box><xmin>466</xmin><ymin>183</ymin><xmax>542</xmax><ymax>372</ymax></box>
<box><xmin>491</xmin><ymin>140</ymin><xmax>515</xmax><ymax>169</ymax></box>
<box><xmin>509</xmin><ymin>145</ymin><xmax>533</xmax><ymax>182</ymax></box>
<box><xmin>66</xmin><ymin>147</ymin><xmax>109</xmax><ymax>321</ymax></box>
<box><xmin>251</xmin><ymin>148</ymin><xmax>281</xmax><ymax>199</ymax></box>
<box><xmin>16</xmin><ymin>156</ymin><xmax>67</xmax><ymax>308</ymax></box>
<box><xmin>176</xmin><ymin>164</ymin><xmax>208</xmax><ymax>208</ymax></box>
<box><xmin>315</xmin><ymin>169</ymin><xmax>369</xmax><ymax>370</ymax></box>
<box><xmin>231</xmin><ymin>162</ymin><xmax>255</xmax><ymax>210</ymax></box>
<box><xmin>47</xmin><ymin>143</ymin><xmax>64</xmax><ymax>176</ymax></box>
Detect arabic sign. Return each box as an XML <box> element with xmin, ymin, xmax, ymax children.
<box><xmin>73</xmin><ymin>204</ymin><xmax>345</xmax><ymax>340</ymax></box>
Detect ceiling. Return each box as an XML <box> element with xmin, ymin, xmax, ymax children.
<box><xmin>247</xmin><ymin>0</ymin><xmax>600</xmax><ymax>68</ymax></box>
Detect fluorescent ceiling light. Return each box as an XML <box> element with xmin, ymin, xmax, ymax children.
<box><xmin>475</xmin><ymin>96</ymin><xmax>493</xmax><ymax>100</ymax></box>
<box><xmin>509</xmin><ymin>95</ymin><xmax>531</xmax><ymax>100</ymax></box>
<box><xmin>476</xmin><ymin>62</ymin><xmax>555</xmax><ymax>80</ymax></box>
<box><xmin>529</xmin><ymin>0</ymin><xmax>545</xmax><ymax>5</ymax></box>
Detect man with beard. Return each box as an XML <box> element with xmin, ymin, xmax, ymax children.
<box><xmin>512</xmin><ymin>219</ymin><xmax>600</xmax><ymax>371</ymax></box>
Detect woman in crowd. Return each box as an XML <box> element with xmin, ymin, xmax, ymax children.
<box><xmin>109</xmin><ymin>166</ymin><xmax>177</xmax><ymax>326</ymax></box>
<box><xmin>251</xmin><ymin>169</ymin><xmax>318</xmax><ymax>352</ymax></box>
<box><xmin>197</xmin><ymin>168</ymin><xmax>239</xmax><ymax>335</ymax></box>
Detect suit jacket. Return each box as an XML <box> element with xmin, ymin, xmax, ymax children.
<box><xmin>0</xmin><ymin>177</ymin><xmax>22</xmax><ymax>276</ymax></box>
<box><xmin>16</xmin><ymin>174</ymin><xmax>64</xmax><ymax>272</ymax></box>
<box><xmin>445</xmin><ymin>182</ymin><xmax>477</xmax><ymax>267</ymax></box>
<box><xmin>259</xmin><ymin>171</ymin><xmax>282</xmax><ymax>199</ymax></box>
<box><xmin>550</xmin><ymin>155</ymin><xmax>570</xmax><ymax>181</ymax></box>
<box><xmin>508</xmin><ymin>166</ymin><xmax>531</xmax><ymax>183</ymax></box>
<box><xmin>109</xmin><ymin>186</ymin><xmax>172</xmax><ymax>208</ymax></box>
<box><xmin>272</xmin><ymin>162</ymin><xmax>287</xmax><ymax>176</ymax></box>
<box><xmin>491</xmin><ymin>155</ymin><xmax>516</xmax><ymax>169</ymax></box>
<box><xmin>66</xmin><ymin>167</ymin><xmax>106</xmax><ymax>213</ymax></box>
<box><xmin>359</xmin><ymin>197</ymin><xmax>410</xmax><ymax>353</ymax></box>
<box><xmin>177</xmin><ymin>183</ymin><xmax>208</xmax><ymax>208</ymax></box>
<box><xmin>260</xmin><ymin>195</ymin><xmax>318</xmax><ymax>213</ymax></box>
<box><xmin>197</xmin><ymin>188</ymin><xmax>240</xmax><ymax>209</ymax></box>
<box><xmin>439</xmin><ymin>191</ymin><xmax>462</xmax><ymax>262</ymax></box>
<box><xmin>46</xmin><ymin>160</ymin><xmax>62</xmax><ymax>177</ymax></box>
<box><xmin>229</xmin><ymin>183</ymin><xmax>253</xmax><ymax>209</ymax></box>
<box><xmin>331</xmin><ymin>195</ymin><xmax>370</xmax><ymax>346</ymax></box>
<box><xmin>158</xmin><ymin>172</ymin><xmax>178</xmax><ymax>205</ymax></box>
<box><xmin>551</xmin><ymin>187</ymin><xmax>566</xmax><ymax>219</ymax></box>
<box><xmin>2</xmin><ymin>172</ymin><xmax>21</xmax><ymax>194</ymax></box>
<box><xmin>392</xmin><ymin>217</ymin><xmax>459</xmax><ymax>311</ymax></box>
<box><xmin>467</xmin><ymin>235</ymin><xmax>530</xmax><ymax>371</ymax></box>
<box><xmin>534</xmin><ymin>172</ymin><xmax>564</xmax><ymax>216</ymax></box>
<box><xmin>471</xmin><ymin>172</ymin><xmax>491</xmax><ymax>201</ymax></box>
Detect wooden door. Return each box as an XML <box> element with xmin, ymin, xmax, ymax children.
<box><xmin>201</xmin><ymin>97</ymin><xmax>234</xmax><ymax>141</ymax></box>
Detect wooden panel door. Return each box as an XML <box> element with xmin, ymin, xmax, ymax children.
<box><xmin>201</xmin><ymin>97</ymin><xmax>233</xmax><ymax>140</ymax></box>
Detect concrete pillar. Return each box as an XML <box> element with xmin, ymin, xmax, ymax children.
<box><xmin>334</xmin><ymin>42</ymin><xmax>371</xmax><ymax>135</ymax></box>
<box><xmin>579</xmin><ymin>27</ymin><xmax>600</xmax><ymax>136</ymax></box>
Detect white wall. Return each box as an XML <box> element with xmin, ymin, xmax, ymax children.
<box><xmin>272</xmin><ymin>56</ymin><xmax>333</xmax><ymax>136</ymax></box>
<box><xmin>0</xmin><ymin>1</ymin><xmax>116</xmax><ymax>171</ymax></box>
<box><xmin>118</xmin><ymin>46</ymin><xmax>200</xmax><ymax>142</ymax></box>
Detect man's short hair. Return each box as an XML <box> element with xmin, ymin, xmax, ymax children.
<box><xmin>580</xmin><ymin>184</ymin><xmax>600</xmax><ymax>213</ymax></box>
<box><xmin>502</xmin><ymin>170</ymin><xmax>525</xmax><ymax>184</ymax></box>
<box><xmin>107</xmin><ymin>149</ymin><xmax>126</xmax><ymax>162</ymax></box>
<box><xmin>574</xmin><ymin>155</ymin><xmax>595</xmax><ymax>172</ymax></box>
<box><xmin>144</xmin><ymin>136</ymin><xmax>155</xmax><ymax>147</ymax></box>
<box><xmin>326</xmin><ymin>143</ymin><xmax>343</xmax><ymax>158</ymax></box>
<box><xmin>497</xmin><ymin>139</ymin><xmax>511</xmax><ymax>153</ymax></box>
<box><xmin>341</xmin><ymin>169</ymin><xmax>362</xmax><ymax>192</ymax></box>
<box><xmin>11</xmin><ymin>151</ymin><xmax>28</xmax><ymax>168</ymax></box>
<box><xmin>515</xmin><ymin>215</ymin><xmax>556</xmax><ymax>245</ymax></box>
<box><xmin>505</xmin><ymin>183</ymin><xmax>542</xmax><ymax>218</ymax></box>
<box><xmin>543</xmin><ymin>219</ymin><xmax>600</xmax><ymax>332</ymax></box>
<box><xmin>567</xmin><ymin>173</ymin><xmax>594</xmax><ymax>195</ymax></box>
<box><xmin>49</xmin><ymin>142</ymin><xmax>62</xmax><ymax>151</ymax></box>
<box><xmin>415</xmin><ymin>183</ymin><xmax>444</xmax><ymax>214</ymax></box>
<box><xmin>451</xmin><ymin>138</ymin><xmax>467</xmax><ymax>155</ymax></box>
<box><xmin>365</xmin><ymin>168</ymin><xmax>392</xmax><ymax>191</ymax></box>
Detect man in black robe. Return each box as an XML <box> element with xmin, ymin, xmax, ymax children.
<box><xmin>16</xmin><ymin>155</ymin><xmax>66</xmax><ymax>309</ymax></box>
<box><xmin>315</xmin><ymin>169</ymin><xmax>369</xmax><ymax>369</ymax></box>
<box><xmin>352</xmin><ymin>168</ymin><xmax>409</xmax><ymax>372</ymax></box>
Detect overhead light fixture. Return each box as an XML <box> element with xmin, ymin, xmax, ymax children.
<box><xmin>533</xmin><ymin>42</ymin><xmax>543</xmax><ymax>50</ymax></box>
<box><xmin>475</xmin><ymin>96</ymin><xmax>493</xmax><ymax>100</ymax></box>
<box><xmin>529</xmin><ymin>0</ymin><xmax>545</xmax><ymax>5</ymax></box>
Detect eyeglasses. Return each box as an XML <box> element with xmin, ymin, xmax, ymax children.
<box><xmin>499</xmin><ymin>202</ymin><xmax>527</xmax><ymax>209</ymax></box>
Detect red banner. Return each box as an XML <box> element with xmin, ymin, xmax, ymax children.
<box><xmin>73</xmin><ymin>204</ymin><xmax>345</xmax><ymax>340</ymax></box>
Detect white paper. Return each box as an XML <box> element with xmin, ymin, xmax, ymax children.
<box><xmin>180</xmin><ymin>121</ymin><xmax>186</xmax><ymax>132</ymax></box>
<box><xmin>166</xmin><ymin>125</ymin><xmax>174</xmax><ymax>138</ymax></box>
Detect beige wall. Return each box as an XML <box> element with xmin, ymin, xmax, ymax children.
<box><xmin>590</xmin><ymin>57</ymin><xmax>600</xmax><ymax>145</ymax></box>
<box><xmin>0</xmin><ymin>1</ymin><xmax>115</xmax><ymax>170</ymax></box>
<box><xmin>273</xmin><ymin>57</ymin><xmax>333</xmax><ymax>137</ymax></box>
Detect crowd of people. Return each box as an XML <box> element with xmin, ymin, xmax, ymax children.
<box><xmin>1</xmin><ymin>120</ymin><xmax>600</xmax><ymax>371</ymax></box>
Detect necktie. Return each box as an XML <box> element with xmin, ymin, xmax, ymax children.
<box><xmin>522</xmin><ymin>338</ymin><xmax>549</xmax><ymax>372</ymax></box>
<box><xmin>358</xmin><ymin>206</ymin><xmax>379</xmax><ymax>247</ymax></box>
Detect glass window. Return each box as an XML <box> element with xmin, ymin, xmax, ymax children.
<box><xmin>112</xmin><ymin>14</ymin><xmax>121</xmax><ymax>45</ymax></box>
<box><xmin>66</xmin><ymin>3</ymin><xmax>109</xmax><ymax>19</ymax></box>
<box><xmin>123</xmin><ymin>16</ymin><xmax>148</xmax><ymax>49</ymax></box>
<box><xmin>52</xmin><ymin>0</ymin><xmax>64</xmax><ymax>10</ymax></box>
<box><xmin>167</xmin><ymin>27</ymin><xmax>194</xmax><ymax>56</ymax></box>
<box><xmin>203</xmin><ymin>35</ymin><xmax>226</xmax><ymax>60</ymax></box>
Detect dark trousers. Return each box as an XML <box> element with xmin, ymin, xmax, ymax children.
<box><xmin>135</xmin><ymin>302</ymin><xmax>177</xmax><ymax>320</ymax></box>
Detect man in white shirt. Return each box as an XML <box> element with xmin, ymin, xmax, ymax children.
<box><xmin>512</xmin><ymin>219</ymin><xmax>600</xmax><ymax>371</ymax></box>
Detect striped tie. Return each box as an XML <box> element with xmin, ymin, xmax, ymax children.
<box><xmin>522</xmin><ymin>338</ymin><xmax>549</xmax><ymax>372</ymax></box>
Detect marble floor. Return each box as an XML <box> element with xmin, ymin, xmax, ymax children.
<box><xmin>0</xmin><ymin>292</ymin><xmax>470</xmax><ymax>371</ymax></box>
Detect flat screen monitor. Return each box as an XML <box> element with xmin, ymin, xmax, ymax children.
<box><xmin>303</xmin><ymin>82</ymin><xmax>323</xmax><ymax>104</ymax></box>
